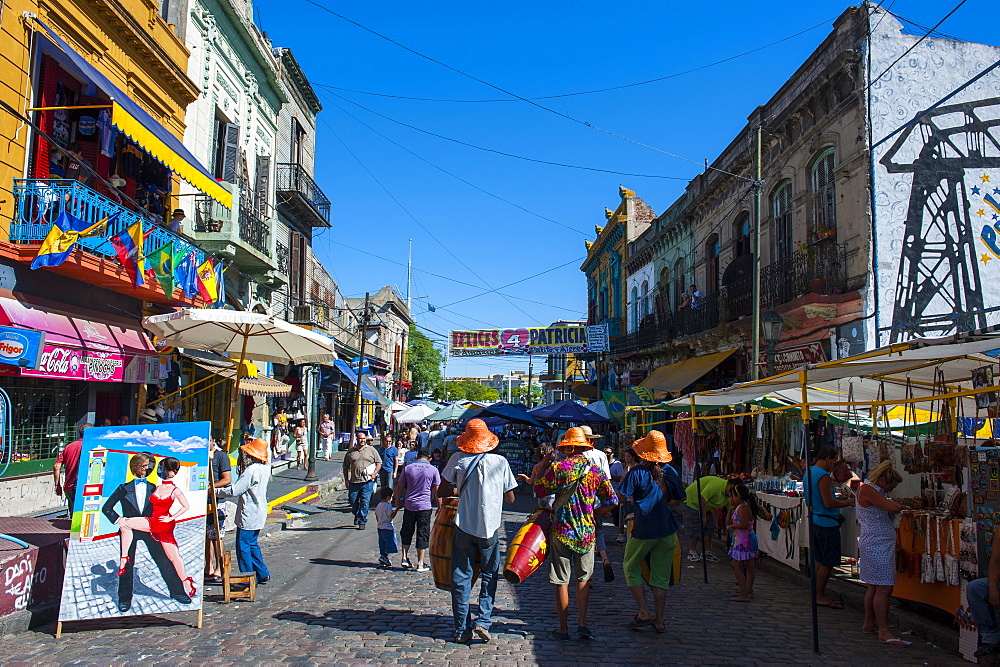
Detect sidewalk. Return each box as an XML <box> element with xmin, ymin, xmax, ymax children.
<box><xmin>0</xmin><ymin>489</ymin><xmax>966</xmax><ymax>664</ymax></box>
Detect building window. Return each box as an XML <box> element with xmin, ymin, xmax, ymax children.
<box><xmin>705</xmin><ymin>234</ymin><xmax>720</xmax><ymax>294</ymax></box>
<box><xmin>291</xmin><ymin>119</ymin><xmax>306</xmax><ymax>165</ymax></box>
<box><xmin>674</xmin><ymin>258</ymin><xmax>685</xmax><ymax>308</ymax></box>
<box><xmin>212</xmin><ymin>112</ymin><xmax>240</xmax><ymax>182</ymax></box>
<box><xmin>811</xmin><ymin>148</ymin><xmax>836</xmax><ymax>237</ymax></box>
<box><xmin>771</xmin><ymin>180</ymin><xmax>793</xmax><ymax>260</ymax></box>
<box><xmin>734</xmin><ymin>213</ymin><xmax>751</xmax><ymax>258</ymax></box>
<box><xmin>5</xmin><ymin>377</ymin><xmax>76</xmax><ymax>464</ymax></box>
<box><xmin>631</xmin><ymin>286</ymin><xmax>639</xmax><ymax>331</ymax></box>
<box><xmin>641</xmin><ymin>280</ymin><xmax>649</xmax><ymax>320</ymax></box>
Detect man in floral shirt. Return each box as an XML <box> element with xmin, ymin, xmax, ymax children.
<box><xmin>535</xmin><ymin>427</ymin><xmax>618</xmax><ymax>641</ymax></box>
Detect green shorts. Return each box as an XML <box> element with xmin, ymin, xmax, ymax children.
<box><xmin>548</xmin><ymin>536</ymin><xmax>595</xmax><ymax>585</ymax></box>
<box><xmin>623</xmin><ymin>533</ymin><xmax>677</xmax><ymax>590</ymax></box>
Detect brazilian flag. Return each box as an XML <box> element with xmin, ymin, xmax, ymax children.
<box><xmin>149</xmin><ymin>241</ymin><xmax>175</xmax><ymax>296</ymax></box>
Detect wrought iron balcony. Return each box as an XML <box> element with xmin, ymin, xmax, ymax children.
<box><xmin>276</xmin><ymin>240</ymin><xmax>289</xmax><ymax>275</ymax></box>
<box><xmin>612</xmin><ymin>243</ymin><xmax>848</xmax><ymax>355</ymax></box>
<box><xmin>11</xmin><ymin>179</ymin><xmax>212</xmax><ymax>302</ymax></box>
<box><xmin>194</xmin><ymin>192</ymin><xmax>276</xmax><ymax>270</ymax></box>
<box><xmin>276</xmin><ymin>163</ymin><xmax>331</xmax><ymax>227</ymax></box>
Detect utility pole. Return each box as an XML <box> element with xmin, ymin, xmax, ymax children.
<box><xmin>351</xmin><ymin>292</ymin><xmax>371</xmax><ymax>443</ymax></box>
<box><xmin>304</xmin><ymin>365</ymin><xmax>318</xmax><ymax>481</ymax></box>
<box><xmin>526</xmin><ymin>355</ymin><xmax>534</xmax><ymax>408</ymax></box>
<box><xmin>751</xmin><ymin>122</ymin><xmax>763</xmax><ymax>381</ymax></box>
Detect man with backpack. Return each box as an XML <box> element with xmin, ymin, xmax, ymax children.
<box><xmin>440</xmin><ymin>419</ymin><xmax>517</xmax><ymax>645</ymax></box>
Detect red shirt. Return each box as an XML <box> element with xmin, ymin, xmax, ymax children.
<box><xmin>56</xmin><ymin>439</ymin><xmax>83</xmax><ymax>488</ymax></box>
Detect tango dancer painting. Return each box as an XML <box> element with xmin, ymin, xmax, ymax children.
<box><xmin>58</xmin><ymin>422</ymin><xmax>211</xmax><ymax>622</ymax></box>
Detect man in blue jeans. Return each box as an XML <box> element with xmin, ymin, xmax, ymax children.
<box><xmin>343</xmin><ymin>430</ymin><xmax>381</xmax><ymax>529</ymax></box>
<box><xmin>440</xmin><ymin>419</ymin><xmax>517</xmax><ymax>644</ymax></box>
<box><xmin>968</xmin><ymin>530</ymin><xmax>1000</xmax><ymax>657</ymax></box>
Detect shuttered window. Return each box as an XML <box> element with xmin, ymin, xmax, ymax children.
<box><xmin>771</xmin><ymin>181</ymin><xmax>793</xmax><ymax>260</ymax></box>
<box><xmin>811</xmin><ymin>148</ymin><xmax>836</xmax><ymax>235</ymax></box>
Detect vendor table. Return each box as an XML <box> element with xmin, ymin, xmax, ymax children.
<box><xmin>755</xmin><ymin>493</ymin><xmax>808</xmax><ymax>570</ymax></box>
<box><xmin>891</xmin><ymin>515</ymin><xmax>961</xmax><ymax>613</ymax></box>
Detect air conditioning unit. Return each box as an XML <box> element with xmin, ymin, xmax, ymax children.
<box><xmin>291</xmin><ymin>305</ymin><xmax>317</xmax><ymax>324</ymax></box>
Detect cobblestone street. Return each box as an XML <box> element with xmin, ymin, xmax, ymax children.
<box><xmin>1</xmin><ymin>490</ymin><xmax>966</xmax><ymax>665</ymax></box>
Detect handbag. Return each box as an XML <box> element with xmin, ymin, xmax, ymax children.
<box><xmin>920</xmin><ymin>516</ymin><xmax>935</xmax><ymax>584</ymax></box>
<box><xmin>842</xmin><ymin>385</ymin><xmax>865</xmax><ymax>463</ymax></box>
<box><xmin>909</xmin><ymin>516</ymin><xmax>921</xmax><ymax>579</ymax></box>
<box><xmin>934</xmin><ymin>517</ymin><xmax>946</xmax><ymax>583</ymax></box>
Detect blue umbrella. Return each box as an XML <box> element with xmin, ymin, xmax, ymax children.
<box><xmin>473</xmin><ymin>403</ymin><xmax>548</xmax><ymax>428</ymax></box>
<box><xmin>530</xmin><ymin>399</ymin><xmax>607</xmax><ymax>424</ymax></box>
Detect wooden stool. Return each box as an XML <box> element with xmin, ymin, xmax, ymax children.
<box><xmin>221</xmin><ymin>551</ymin><xmax>256</xmax><ymax>603</ymax></box>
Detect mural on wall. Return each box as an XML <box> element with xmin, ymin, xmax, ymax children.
<box><xmin>869</xmin><ymin>10</ymin><xmax>1000</xmax><ymax>345</ymax></box>
<box><xmin>58</xmin><ymin>422</ymin><xmax>210</xmax><ymax>622</ymax></box>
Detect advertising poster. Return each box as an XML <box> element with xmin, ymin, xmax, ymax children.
<box><xmin>58</xmin><ymin>422</ymin><xmax>211</xmax><ymax>622</ymax></box>
<box><xmin>449</xmin><ymin>324</ymin><xmax>609</xmax><ymax>357</ymax></box>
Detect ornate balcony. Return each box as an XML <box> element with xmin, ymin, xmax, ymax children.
<box><xmin>9</xmin><ymin>179</ymin><xmax>215</xmax><ymax>306</ymax></box>
<box><xmin>192</xmin><ymin>184</ymin><xmax>280</xmax><ymax>278</ymax></box>
<box><xmin>276</xmin><ymin>163</ymin><xmax>331</xmax><ymax>227</ymax></box>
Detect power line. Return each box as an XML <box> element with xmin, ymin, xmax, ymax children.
<box><xmin>321</xmin><ymin>90</ymin><xmax>690</xmax><ymax>181</ymax></box>
<box><xmin>298</xmin><ymin>0</ymin><xmax>753</xmax><ymax>182</ymax></box>
<box><xmin>312</xmin><ymin>16</ymin><xmax>837</xmax><ymax>103</ymax></box>
<box><xmin>318</xmin><ymin>93</ymin><xmax>590</xmax><ymax>236</ymax></box>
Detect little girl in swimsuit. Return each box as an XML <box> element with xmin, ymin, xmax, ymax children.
<box><xmin>117</xmin><ymin>456</ymin><xmax>196</xmax><ymax>598</ymax></box>
<box><xmin>726</xmin><ymin>482</ymin><xmax>761</xmax><ymax>602</ymax></box>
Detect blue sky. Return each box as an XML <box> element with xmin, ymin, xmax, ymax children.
<box><xmin>255</xmin><ymin>0</ymin><xmax>986</xmax><ymax>378</ymax></box>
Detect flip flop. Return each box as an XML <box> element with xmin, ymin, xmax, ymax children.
<box><xmin>817</xmin><ymin>600</ymin><xmax>844</xmax><ymax>609</ymax></box>
<box><xmin>628</xmin><ymin>615</ymin><xmax>653</xmax><ymax>629</ymax></box>
<box><xmin>880</xmin><ymin>638</ymin><xmax>911</xmax><ymax>647</ymax></box>
<box><xmin>550</xmin><ymin>631</ymin><xmax>570</xmax><ymax>641</ymax></box>
<box><xmin>654</xmin><ymin>624</ymin><xmax>666</xmax><ymax>634</ymax></box>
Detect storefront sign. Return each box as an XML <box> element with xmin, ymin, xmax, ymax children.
<box><xmin>449</xmin><ymin>325</ymin><xmax>610</xmax><ymax>357</ymax></box>
<box><xmin>0</xmin><ymin>326</ymin><xmax>44</xmax><ymax>369</ymax></box>
<box><xmin>755</xmin><ymin>341</ymin><xmax>827</xmax><ymax>375</ymax></box>
<box><xmin>20</xmin><ymin>344</ymin><xmax>125</xmax><ymax>382</ymax></box>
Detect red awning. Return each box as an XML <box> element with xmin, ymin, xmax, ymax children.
<box><xmin>0</xmin><ymin>293</ymin><xmax>154</xmax><ymax>356</ymax></box>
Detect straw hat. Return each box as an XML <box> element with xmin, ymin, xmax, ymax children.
<box><xmin>456</xmin><ymin>419</ymin><xmax>499</xmax><ymax>454</ymax></box>
<box><xmin>557</xmin><ymin>426</ymin><xmax>593</xmax><ymax>453</ymax></box>
<box><xmin>580</xmin><ymin>425</ymin><xmax>602</xmax><ymax>440</ymax></box>
<box><xmin>633</xmin><ymin>430</ymin><xmax>672</xmax><ymax>464</ymax></box>
<box><xmin>240</xmin><ymin>437</ymin><xmax>270</xmax><ymax>463</ymax></box>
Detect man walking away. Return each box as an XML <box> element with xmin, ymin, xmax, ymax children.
<box><xmin>416</xmin><ymin>424</ymin><xmax>430</xmax><ymax>451</ymax></box>
<box><xmin>441</xmin><ymin>419</ymin><xmax>517</xmax><ymax>645</ymax></box>
<box><xmin>378</xmin><ymin>437</ymin><xmax>399</xmax><ymax>492</ymax></box>
<box><xmin>535</xmin><ymin>427</ymin><xmax>618</xmax><ymax>641</ymax></box>
<box><xmin>428</xmin><ymin>423</ymin><xmax>446</xmax><ymax>452</ymax></box>
<box><xmin>343</xmin><ymin>430</ymin><xmax>381</xmax><ymax>530</ymax></box>
<box><xmin>395</xmin><ymin>449</ymin><xmax>440</xmax><ymax>572</ymax></box>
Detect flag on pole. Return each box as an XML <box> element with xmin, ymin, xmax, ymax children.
<box><xmin>31</xmin><ymin>212</ymin><xmax>115</xmax><ymax>269</ymax></box>
<box><xmin>214</xmin><ymin>260</ymin><xmax>226</xmax><ymax>308</ymax></box>
<box><xmin>109</xmin><ymin>220</ymin><xmax>146</xmax><ymax>288</ymax></box>
<box><xmin>148</xmin><ymin>241</ymin><xmax>175</xmax><ymax>296</ymax></box>
<box><xmin>173</xmin><ymin>247</ymin><xmax>199</xmax><ymax>298</ymax></box>
<box><xmin>196</xmin><ymin>257</ymin><xmax>218</xmax><ymax>304</ymax></box>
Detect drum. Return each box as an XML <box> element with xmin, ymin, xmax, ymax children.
<box><xmin>503</xmin><ymin>509</ymin><xmax>551</xmax><ymax>584</ymax></box>
<box><xmin>430</xmin><ymin>497</ymin><xmax>460</xmax><ymax>591</ymax></box>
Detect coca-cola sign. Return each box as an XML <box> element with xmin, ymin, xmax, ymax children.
<box><xmin>21</xmin><ymin>344</ymin><xmax>124</xmax><ymax>382</ymax></box>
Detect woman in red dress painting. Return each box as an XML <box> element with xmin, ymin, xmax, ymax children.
<box><xmin>116</xmin><ymin>456</ymin><xmax>196</xmax><ymax>598</ymax></box>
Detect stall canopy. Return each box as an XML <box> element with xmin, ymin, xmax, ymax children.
<box><xmin>476</xmin><ymin>403</ymin><xmax>548</xmax><ymax>428</ymax></box>
<box><xmin>647</xmin><ymin>329</ymin><xmax>1000</xmax><ymax>414</ymax></box>
<box><xmin>332</xmin><ymin>359</ymin><xmax>381</xmax><ymax>403</ymax></box>
<box><xmin>395</xmin><ymin>404</ymin><xmax>436</xmax><ymax>423</ymax></box>
<box><xmin>36</xmin><ymin>20</ymin><xmax>232</xmax><ymax>209</ymax></box>
<box><xmin>530</xmin><ymin>399</ymin><xmax>607</xmax><ymax>423</ymax></box>
<box><xmin>185</xmin><ymin>353</ymin><xmax>291</xmax><ymax>396</ymax></box>
<box><xmin>426</xmin><ymin>403</ymin><xmax>480</xmax><ymax>422</ymax></box>
<box><xmin>639</xmin><ymin>348</ymin><xmax>738</xmax><ymax>396</ymax></box>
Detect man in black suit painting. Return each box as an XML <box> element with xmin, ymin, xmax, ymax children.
<box><xmin>101</xmin><ymin>452</ymin><xmax>190</xmax><ymax>612</ymax></box>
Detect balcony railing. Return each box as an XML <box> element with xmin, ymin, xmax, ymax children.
<box><xmin>195</xmin><ymin>194</ymin><xmax>272</xmax><ymax>259</ymax></box>
<box><xmin>238</xmin><ymin>202</ymin><xmax>271</xmax><ymax>257</ymax></box>
<box><xmin>613</xmin><ymin>242</ymin><xmax>848</xmax><ymax>355</ymax></box>
<box><xmin>276</xmin><ymin>240</ymin><xmax>289</xmax><ymax>275</ymax></box>
<box><xmin>11</xmin><ymin>178</ymin><xmax>209</xmax><ymax>271</ymax></box>
<box><xmin>276</xmin><ymin>163</ymin><xmax>331</xmax><ymax>226</ymax></box>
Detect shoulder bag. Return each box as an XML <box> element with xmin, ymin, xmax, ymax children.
<box><xmin>841</xmin><ymin>385</ymin><xmax>865</xmax><ymax>464</ymax></box>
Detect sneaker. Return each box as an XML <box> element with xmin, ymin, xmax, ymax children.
<box><xmin>703</xmin><ymin>552</ymin><xmax>720</xmax><ymax>562</ymax></box>
<box><xmin>687</xmin><ymin>551</ymin><xmax>701</xmax><ymax>562</ymax></box>
<box><xmin>453</xmin><ymin>631</ymin><xmax>473</xmax><ymax>645</ymax></box>
<box><xmin>616</xmin><ymin>535</ymin><xmax>626</xmax><ymax>544</ymax></box>
<box><xmin>474</xmin><ymin>626</ymin><xmax>491</xmax><ymax>643</ymax></box>
<box><xmin>975</xmin><ymin>644</ymin><xmax>1000</xmax><ymax>658</ymax></box>
<box><xmin>415</xmin><ymin>565</ymin><xmax>430</xmax><ymax>573</ymax></box>
<box><xmin>401</xmin><ymin>558</ymin><xmax>413</xmax><ymax>570</ymax></box>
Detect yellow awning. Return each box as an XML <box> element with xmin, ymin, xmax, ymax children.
<box><xmin>112</xmin><ymin>104</ymin><xmax>232</xmax><ymax>209</ymax></box>
<box><xmin>639</xmin><ymin>348</ymin><xmax>738</xmax><ymax>396</ymax></box>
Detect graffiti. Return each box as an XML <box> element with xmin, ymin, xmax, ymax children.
<box><xmin>2</xmin><ymin>555</ymin><xmax>34</xmax><ymax>612</ymax></box>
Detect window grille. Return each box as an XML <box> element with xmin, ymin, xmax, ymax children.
<box><xmin>3</xmin><ymin>378</ymin><xmax>78</xmax><ymax>464</ymax></box>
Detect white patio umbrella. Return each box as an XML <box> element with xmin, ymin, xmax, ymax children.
<box><xmin>394</xmin><ymin>404</ymin><xmax>435</xmax><ymax>423</ymax></box>
<box><xmin>388</xmin><ymin>401</ymin><xmax>411</xmax><ymax>413</ymax></box>
<box><xmin>142</xmin><ymin>308</ymin><xmax>337</xmax><ymax>447</ymax></box>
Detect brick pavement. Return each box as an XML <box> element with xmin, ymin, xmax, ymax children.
<box><xmin>0</xmin><ymin>490</ymin><xmax>967</xmax><ymax>665</ymax></box>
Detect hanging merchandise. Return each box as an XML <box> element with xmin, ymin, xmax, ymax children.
<box><xmin>921</xmin><ymin>516</ymin><xmax>935</xmax><ymax>584</ymax></box>
<box><xmin>842</xmin><ymin>384</ymin><xmax>864</xmax><ymax>463</ymax></box>
<box><xmin>943</xmin><ymin>519</ymin><xmax>960</xmax><ymax>586</ymax></box>
<box><xmin>934</xmin><ymin>517</ymin><xmax>946</xmax><ymax>583</ymax></box>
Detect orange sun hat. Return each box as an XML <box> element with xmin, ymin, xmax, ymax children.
<box><xmin>240</xmin><ymin>437</ymin><xmax>270</xmax><ymax>463</ymax></box>
<box><xmin>456</xmin><ymin>418</ymin><xmax>500</xmax><ymax>454</ymax></box>
<box><xmin>632</xmin><ymin>430</ymin><xmax>672</xmax><ymax>464</ymax></box>
<box><xmin>557</xmin><ymin>426</ymin><xmax>593</xmax><ymax>453</ymax></box>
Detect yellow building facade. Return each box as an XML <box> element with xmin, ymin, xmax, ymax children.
<box><xmin>0</xmin><ymin>0</ymin><xmax>198</xmax><ymax>229</ymax></box>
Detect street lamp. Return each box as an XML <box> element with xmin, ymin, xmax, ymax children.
<box><xmin>761</xmin><ymin>310</ymin><xmax>784</xmax><ymax>378</ymax></box>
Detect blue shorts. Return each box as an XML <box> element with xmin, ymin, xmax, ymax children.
<box><xmin>378</xmin><ymin>528</ymin><xmax>398</xmax><ymax>555</ymax></box>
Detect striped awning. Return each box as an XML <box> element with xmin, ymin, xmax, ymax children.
<box><xmin>187</xmin><ymin>355</ymin><xmax>292</xmax><ymax>396</ymax></box>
